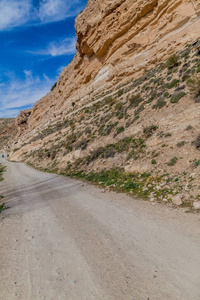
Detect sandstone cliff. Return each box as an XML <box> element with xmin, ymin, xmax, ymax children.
<box><xmin>17</xmin><ymin>0</ymin><xmax>200</xmax><ymax>132</ymax></box>
<box><xmin>0</xmin><ymin>118</ymin><xmax>17</xmax><ymax>152</ymax></box>
<box><xmin>8</xmin><ymin>0</ymin><xmax>200</xmax><ymax>209</ymax></box>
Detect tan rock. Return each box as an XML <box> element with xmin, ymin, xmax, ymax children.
<box><xmin>172</xmin><ymin>195</ymin><xmax>183</xmax><ymax>206</ymax></box>
<box><xmin>193</xmin><ymin>202</ymin><xmax>200</xmax><ymax>210</ymax></box>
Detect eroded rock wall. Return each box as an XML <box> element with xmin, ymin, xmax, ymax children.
<box><xmin>20</xmin><ymin>0</ymin><xmax>200</xmax><ymax>134</ymax></box>
<box><xmin>21</xmin><ymin>0</ymin><xmax>200</xmax><ymax>134</ymax></box>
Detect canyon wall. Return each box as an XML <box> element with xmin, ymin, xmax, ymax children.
<box><xmin>8</xmin><ymin>0</ymin><xmax>200</xmax><ymax>206</ymax></box>
<box><xmin>21</xmin><ymin>0</ymin><xmax>200</xmax><ymax>132</ymax></box>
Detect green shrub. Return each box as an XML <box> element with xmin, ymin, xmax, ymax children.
<box><xmin>117</xmin><ymin>89</ymin><xmax>124</xmax><ymax>97</ymax></box>
<box><xmin>147</xmin><ymin>90</ymin><xmax>157</xmax><ymax>103</ymax></box>
<box><xmin>192</xmin><ymin>135</ymin><xmax>200</xmax><ymax>150</ymax></box>
<box><xmin>143</xmin><ymin>125</ymin><xmax>158</xmax><ymax>138</ymax></box>
<box><xmin>129</xmin><ymin>94</ymin><xmax>143</xmax><ymax>107</ymax></box>
<box><xmin>115</xmin><ymin>102</ymin><xmax>123</xmax><ymax>111</ymax></box>
<box><xmin>181</xmin><ymin>49</ymin><xmax>190</xmax><ymax>58</ymax></box>
<box><xmin>177</xmin><ymin>141</ymin><xmax>185</xmax><ymax>147</ymax></box>
<box><xmin>152</xmin><ymin>98</ymin><xmax>166</xmax><ymax>109</ymax></box>
<box><xmin>186</xmin><ymin>73</ymin><xmax>200</xmax><ymax>97</ymax></box>
<box><xmin>170</xmin><ymin>91</ymin><xmax>186</xmax><ymax>103</ymax></box>
<box><xmin>51</xmin><ymin>82</ymin><xmax>57</xmax><ymax>91</ymax></box>
<box><xmin>166</xmin><ymin>79</ymin><xmax>179</xmax><ymax>89</ymax></box>
<box><xmin>167</xmin><ymin>157</ymin><xmax>178</xmax><ymax>166</ymax></box>
<box><xmin>134</xmin><ymin>104</ymin><xmax>144</xmax><ymax>116</ymax></box>
<box><xmin>151</xmin><ymin>159</ymin><xmax>157</xmax><ymax>165</ymax></box>
<box><xmin>167</xmin><ymin>54</ymin><xmax>180</xmax><ymax>69</ymax></box>
<box><xmin>163</xmin><ymin>91</ymin><xmax>169</xmax><ymax>98</ymax></box>
<box><xmin>116</xmin><ymin>126</ymin><xmax>125</xmax><ymax>135</ymax></box>
<box><xmin>0</xmin><ymin>203</ymin><xmax>6</xmax><ymax>213</ymax></box>
<box><xmin>104</xmin><ymin>96</ymin><xmax>114</xmax><ymax>106</ymax></box>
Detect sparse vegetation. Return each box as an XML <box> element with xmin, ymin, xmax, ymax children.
<box><xmin>129</xmin><ymin>94</ymin><xmax>143</xmax><ymax>107</ymax></box>
<box><xmin>167</xmin><ymin>157</ymin><xmax>178</xmax><ymax>166</ymax></box>
<box><xmin>152</xmin><ymin>98</ymin><xmax>166</xmax><ymax>109</ymax></box>
<box><xmin>167</xmin><ymin>54</ymin><xmax>180</xmax><ymax>70</ymax></box>
<box><xmin>143</xmin><ymin>125</ymin><xmax>158</xmax><ymax>138</ymax></box>
<box><xmin>166</xmin><ymin>79</ymin><xmax>180</xmax><ymax>89</ymax></box>
<box><xmin>187</xmin><ymin>73</ymin><xmax>200</xmax><ymax>98</ymax></box>
<box><xmin>177</xmin><ymin>141</ymin><xmax>185</xmax><ymax>147</ymax></box>
<box><xmin>193</xmin><ymin>135</ymin><xmax>200</xmax><ymax>150</ymax></box>
<box><xmin>51</xmin><ymin>82</ymin><xmax>57</xmax><ymax>91</ymax></box>
<box><xmin>170</xmin><ymin>91</ymin><xmax>186</xmax><ymax>103</ymax></box>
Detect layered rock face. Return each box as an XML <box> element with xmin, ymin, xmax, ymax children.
<box><xmin>8</xmin><ymin>0</ymin><xmax>200</xmax><ymax>207</ymax></box>
<box><xmin>0</xmin><ymin>119</ymin><xmax>17</xmax><ymax>151</ymax></box>
<box><xmin>22</xmin><ymin>0</ymin><xmax>200</xmax><ymax>132</ymax></box>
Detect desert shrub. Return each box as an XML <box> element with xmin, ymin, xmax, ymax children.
<box><xmin>167</xmin><ymin>157</ymin><xmax>178</xmax><ymax>166</ymax></box>
<box><xmin>90</xmin><ymin>148</ymin><xmax>104</xmax><ymax>160</ymax></box>
<box><xmin>134</xmin><ymin>104</ymin><xmax>144</xmax><ymax>116</ymax></box>
<box><xmin>98</xmin><ymin>125</ymin><xmax>105</xmax><ymax>136</ymax></box>
<box><xmin>147</xmin><ymin>90</ymin><xmax>157</xmax><ymax>103</ymax></box>
<box><xmin>177</xmin><ymin>141</ymin><xmax>185</xmax><ymax>147</ymax></box>
<box><xmin>166</xmin><ymin>79</ymin><xmax>180</xmax><ymax>89</ymax></box>
<box><xmin>104</xmin><ymin>96</ymin><xmax>114</xmax><ymax>106</ymax></box>
<box><xmin>151</xmin><ymin>159</ymin><xmax>157</xmax><ymax>165</ymax></box>
<box><xmin>193</xmin><ymin>159</ymin><xmax>200</xmax><ymax>167</ymax></box>
<box><xmin>152</xmin><ymin>98</ymin><xmax>166</xmax><ymax>109</ymax></box>
<box><xmin>129</xmin><ymin>94</ymin><xmax>143</xmax><ymax>107</ymax></box>
<box><xmin>180</xmin><ymin>49</ymin><xmax>190</xmax><ymax>58</ymax></box>
<box><xmin>143</xmin><ymin>125</ymin><xmax>158</xmax><ymax>138</ymax></box>
<box><xmin>186</xmin><ymin>73</ymin><xmax>200</xmax><ymax>98</ymax></box>
<box><xmin>170</xmin><ymin>91</ymin><xmax>186</xmax><ymax>103</ymax></box>
<box><xmin>51</xmin><ymin>82</ymin><xmax>57</xmax><ymax>91</ymax></box>
<box><xmin>182</xmin><ymin>73</ymin><xmax>190</xmax><ymax>81</ymax></box>
<box><xmin>50</xmin><ymin>151</ymin><xmax>56</xmax><ymax>160</ymax></box>
<box><xmin>104</xmin><ymin>149</ymin><xmax>116</xmax><ymax>158</ymax></box>
<box><xmin>93</xmin><ymin>101</ymin><xmax>102</xmax><ymax>110</ymax></box>
<box><xmin>105</xmin><ymin>124</ymin><xmax>114</xmax><ymax>135</ymax></box>
<box><xmin>167</xmin><ymin>54</ymin><xmax>180</xmax><ymax>69</ymax></box>
<box><xmin>163</xmin><ymin>91</ymin><xmax>169</xmax><ymax>98</ymax></box>
<box><xmin>75</xmin><ymin>138</ymin><xmax>87</xmax><ymax>150</ymax></box>
<box><xmin>192</xmin><ymin>135</ymin><xmax>200</xmax><ymax>150</ymax></box>
<box><xmin>115</xmin><ymin>102</ymin><xmax>123</xmax><ymax>111</ymax></box>
<box><xmin>116</xmin><ymin>126</ymin><xmax>125</xmax><ymax>135</ymax></box>
<box><xmin>185</xmin><ymin>125</ymin><xmax>193</xmax><ymax>131</ymax></box>
<box><xmin>174</xmin><ymin>85</ymin><xmax>186</xmax><ymax>92</ymax></box>
<box><xmin>117</xmin><ymin>89</ymin><xmax>124</xmax><ymax>97</ymax></box>
<box><xmin>85</xmin><ymin>127</ymin><xmax>92</xmax><ymax>135</ymax></box>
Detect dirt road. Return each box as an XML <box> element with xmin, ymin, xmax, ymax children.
<box><xmin>0</xmin><ymin>159</ymin><xmax>200</xmax><ymax>300</ymax></box>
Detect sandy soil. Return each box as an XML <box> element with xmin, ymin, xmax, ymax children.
<box><xmin>0</xmin><ymin>158</ymin><xmax>200</xmax><ymax>300</ymax></box>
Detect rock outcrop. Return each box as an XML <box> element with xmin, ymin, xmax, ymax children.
<box><xmin>7</xmin><ymin>0</ymin><xmax>200</xmax><ymax>208</ymax></box>
<box><xmin>18</xmin><ymin>0</ymin><xmax>200</xmax><ymax>133</ymax></box>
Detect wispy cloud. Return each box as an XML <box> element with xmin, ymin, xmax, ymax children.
<box><xmin>29</xmin><ymin>37</ymin><xmax>76</xmax><ymax>57</ymax></box>
<box><xmin>0</xmin><ymin>0</ymin><xmax>32</xmax><ymax>31</ymax></box>
<box><xmin>0</xmin><ymin>70</ymin><xmax>56</xmax><ymax>118</ymax></box>
<box><xmin>57</xmin><ymin>65</ymin><xmax>66</xmax><ymax>74</ymax></box>
<box><xmin>0</xmin><ymin>0</ymin><xmax>85</xmax><ymax>31</ymax></box>
<box><xmin>37</xmin><ymin>0</ymin><xmax>82</xmax><ymax>24</ymax></box>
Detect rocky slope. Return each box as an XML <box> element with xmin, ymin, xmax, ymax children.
<box><xmin>0</xmin><ymin>119</ymin><xmax>17</xmax><ymax>152</ymax></box>
<box><xmin>8</xmin><ymin>0</ymin><xmax>200</xmax><ymax>209</ymax></box>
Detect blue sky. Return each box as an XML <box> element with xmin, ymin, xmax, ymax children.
<box><xmin>0</xmin><ymin>0</ymin><xmax>88</xmax><ymax>118</ymax></box>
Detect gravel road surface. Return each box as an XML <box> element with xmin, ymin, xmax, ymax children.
<box><xmin>0</xmin><ymin>159</ymin><xmax>200</xmax><ymax>300</ymax></box>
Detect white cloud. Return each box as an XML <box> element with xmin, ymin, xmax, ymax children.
<box><xmin>29</xmin><ymin>37</ymin><xmax>76</xmax><ymax>57</ymax></box>
<box><xmin>57</xmin><ymin>65</ymin><xmax>65</xmax><ymax>74</ymax></box>
<box><xmin>38</xmin><ymin>0</ymin><xmax>81</xmax><ymax>23</ymax></box>
<box><xmin>0</xmin><ymin>0</ymin><xmax>85</xmax><ymax>31</ymax></box>
<box><xmin>0</xmin><ymin>70</ymin><xmax>56</xmax><ymax>118</ymax></box>
<box><xmin>0</xmin><ymin>0</ymin><xmax>32</xmax><ymax>30</ymax></box>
